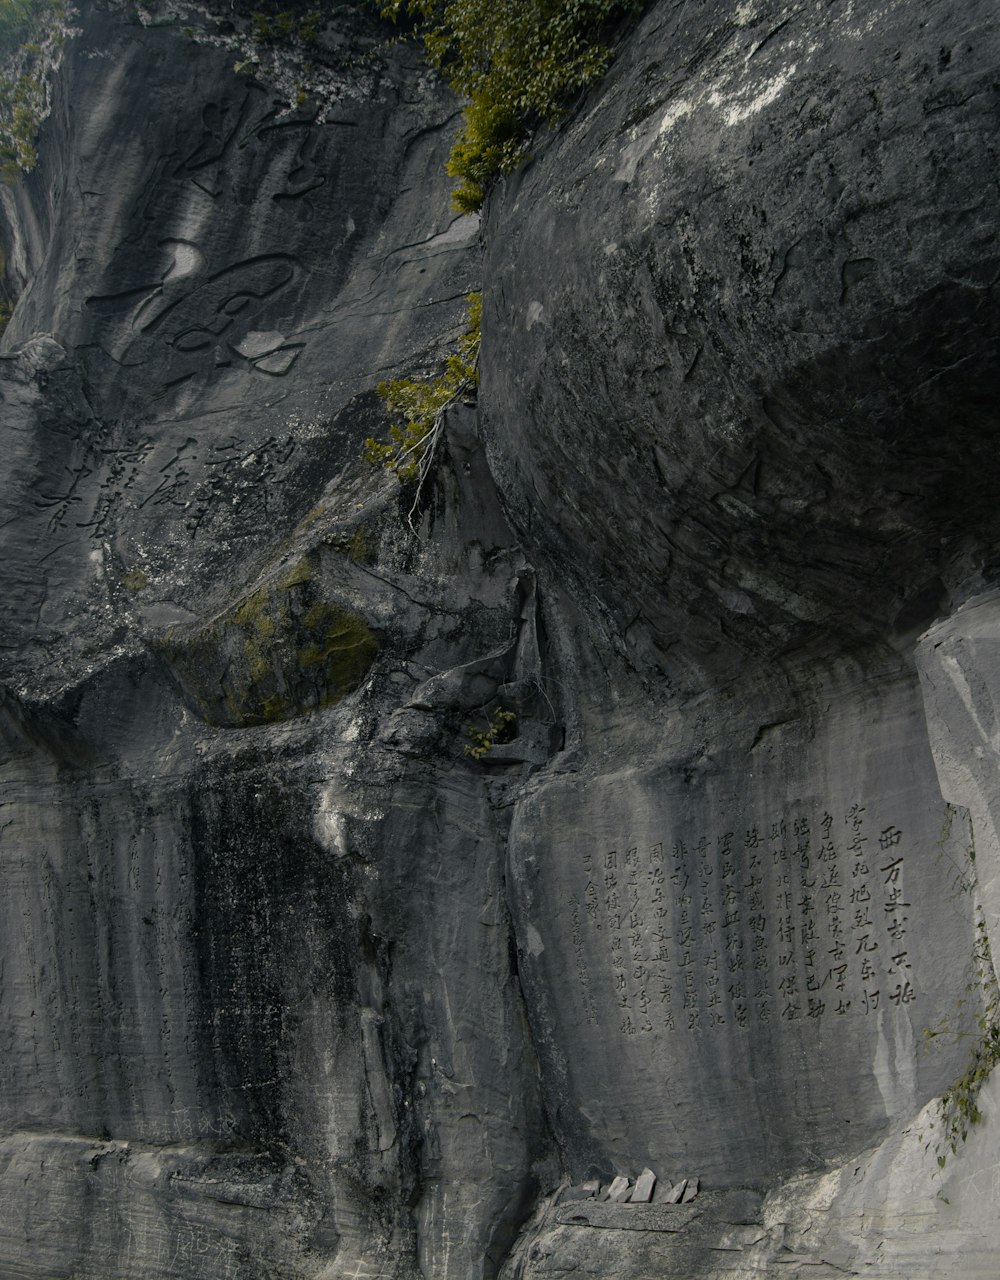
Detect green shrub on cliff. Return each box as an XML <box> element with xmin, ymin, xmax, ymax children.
<box><xmin>925</xmin><ymin>913</ymin><xmax>1000</xmax><ymax>1168</ymax></box>
<box><xmin>375</xmin><ymin>0</ymin><xmax>644</xmax><ymax>210</ymax></box>
<box><xmin>464</xmin><ymin>706</ymin><xmax>516</xmax><ymax>760</ymax></box>
<box><xmin>364</xmin><ymin>290</ymin><xmax>480</xmax><ymax>482</ymax></box>
<box><xmin>0</xmin><ymin>0</ymin><xmax>65</xmax><ymax>180</ymax></box>
<box><xmin>250</xmin><ymin>7</ymin><xmax>323</xmax><ymax>46</ymax></box>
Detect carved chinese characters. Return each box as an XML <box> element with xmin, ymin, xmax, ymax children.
<box><xmin>578</xmin><ymin>806</ymin><xmax>920</xmax><ymax>1040</ymax></box>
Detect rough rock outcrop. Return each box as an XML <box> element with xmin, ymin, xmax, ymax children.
<box><xmin>2</xmin><ymin>0</ymin><xmax>1000</xmax><ymax>1276</ymax></box>
<box><xmin>482</xmin><ymin>0</ymin><xmax>1000</xmax><ymax>1269</ymax></box>
<box><xmin>1</xmin><ymin>4</ymin><xmax>548</xmax><ymax>1277</ymax></box>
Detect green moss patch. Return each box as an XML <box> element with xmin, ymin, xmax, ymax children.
<box><xmin>157</xmin><ymin>555</ymin><xmax>379</xmax><ymax>727</ymax></box>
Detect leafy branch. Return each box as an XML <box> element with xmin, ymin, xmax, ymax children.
<box><xmin>364</xmin><ymin>290</ymin><xmax>480</xmax><ymax>528</ymax></box>
<box><xmin>463</xmin><ymin>706</ymin><xmax>515</xmax><ymax>760</ymax></box>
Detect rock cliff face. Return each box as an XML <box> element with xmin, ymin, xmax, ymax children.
<box><xmin>1</xmin><ymin>0</ymin><xmax>999</xmax><ymax>1277</ymax></box>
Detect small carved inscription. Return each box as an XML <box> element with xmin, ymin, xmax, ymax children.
<box><xmin>33</xmin><ymin>425</ymin><xmax>301</xmax><ymax>545</ymax></box>
<box><xmin>578</xmin><ymin>806</ymin><xmax>918</xmax><ymax>1036</ymax></box>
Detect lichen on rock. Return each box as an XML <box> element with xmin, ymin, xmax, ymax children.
<box><xmin>157</xmin><ymin>554</ymin><xmax>380</xmax><ymax>727</ymax></box>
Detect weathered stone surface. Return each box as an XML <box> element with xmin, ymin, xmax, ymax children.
<box><xmin>484</xmin><ymin>0</ymin><xmax>1000</xmax><ymax>690</ymax></box>
<box><xmin>504</xmin><ymin>670</ymin><xmax>976</xmax><ymax>1186</ymax></box>
<box><xmin>628</xmin><ymin>1167</ymin><xmax>656</xmax><ymax>1202</ymax></box>
<box><xmin>917</xmin><ymin>591</ymin><xmax>1000</xmax><ymax>969</ymax></box>
<box><xmin>484</xmin><ymin>0</ymin><xmax>999</xmax><ymax>1207</ymax></box>
<box><xmin>503</xmin><ymin>1188</ymin><xmax>766</xmax><ymax>1278</ymax></box>
<box><xmin>607</xmin><ymin>1175</ymin><xmax>632</xmax><ymax>1202</ymax></box>
<box><xmin>156</xmin><ymin>550</ymin><xmax>382</xmax><ymax>726</ymax></box>
<box><xmin>482</xmin><ymin>0</ymin><xmax>999</xmax><ymax>1271</ymax></box>
<box><xmin>0</xmin><ymin>0</ymin><xmax>482</xmax><ymax>707</ymax></box>
<box><xmin>0</xmin><ymin>4</ymin><xmax>549</xmax><ymax>1278</ymax></box>
<box><xmin>560</xmin><ymin>1181</ymin><xmax>598</xmax><ymax>1204</ymax></box>
<box><xmin>654</xmin><ymin>1177</ymin><xmax>687</xmax><ymax>1205</ymax></box>
<box><xmin>2</xmin><ymin>0</ymin><xmax>1000</xmax><ymax>1276</ymax></box>
<box><xmin>505</xmin><ymin>1085</ymin><xmax>1000</xmax><ymax>1279</ymax></box>
<box><xmin>758</xmin><ymin>1075</ymin><xmax>1000</xmax><ymax>1279</ymax></box>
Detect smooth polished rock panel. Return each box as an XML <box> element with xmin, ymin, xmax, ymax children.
<box><xmin>508</xmin><ymin>666</ymin><xmax>978</xmax><ymax>1186</ymax></box>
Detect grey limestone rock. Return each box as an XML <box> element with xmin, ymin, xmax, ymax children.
<box><xmin>505</xmin><ymin>1189</ymin><xmax>766</xmax><ymax>1278</ymax></box>
<box><xmin>607</xmin><ymin>1175</ymin><xmax>633</xmax><ymax>1202</ymax></box>
<box><xmin>2</xmin><ymin>0</ymin><xmax>1000</xmax><ymax>1277</ymax></box>
<box><xmin>560</xmin><ymin>1181</ymin><xmax>597</xmax><ymax>1204</ymax></box>
<box><xmin>628</xmin><ymin>1167</ymin><xmax>656</xmax><ymax>1203</ymax></box>
<box><xmin>485</xmin><ymin>0</ymin><xmax>1000</xmax><ymax>1208</ymax></box>
<box><xmin>0</xmin><ymin>4</ymin><xmax>548</xmax><ymax>1278</ymax></box>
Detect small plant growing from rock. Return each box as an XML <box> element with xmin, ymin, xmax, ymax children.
<box><xmin>299</xmin><ymin>9</ymin><xmax>322</xmax><ymax>44</ymax></box>
<box><xmin>251</xmin><ymin>6</ymin><xmax>322</xmax><ymax>47</ymax></box>
<box><xmin>463</xmin><ymin>706</ymin><xmax>515</xmax><ymax>760</ymax></box>
<box><xmin>364</xmin><ymin>290</ymin><xmax>480</xmax><ymax>492</ymax></box>
<box><xmin>924</xmin><ymin>912</ymin><xmax>1000</xmax><ymax>1167</ymax></box>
